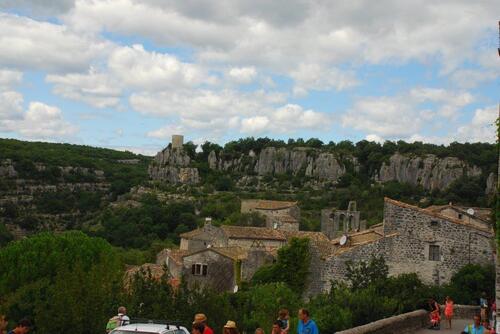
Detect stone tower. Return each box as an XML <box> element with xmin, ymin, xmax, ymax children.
<box><xmin>172</xmin><ymin>135</ymin><xmax>184</xmax><ymax>149</ymax></box>
<box><xmin>321</xmin><ymin>201</ymin><xmax>364</xmax><ymax>239</ymax></box>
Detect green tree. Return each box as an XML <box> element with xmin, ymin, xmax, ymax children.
<box><xmin>345</xmin><ymin>255</ymin><xmax>388</xmax><ymax>290</ymax></box>
<box><xmin>252</xmin><ymin>238</ymin><xmax>310</xmax><ymax>293</ymax></box>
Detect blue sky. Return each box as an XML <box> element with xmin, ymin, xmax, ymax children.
<box><xmin>0</xmin><ymin>0</ymin><xmax>498</xmax><ymax>155</ymax></box>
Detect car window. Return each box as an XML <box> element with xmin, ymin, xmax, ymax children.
<box><xmin>111</xmin><ymin>331</ymin><xmax>154</xmax><ymax>334</ymax></box>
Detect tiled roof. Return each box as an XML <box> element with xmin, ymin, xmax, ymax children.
<box><xmin>385</xmin><ymin>198</ymin><xmax>493</xmax><ymax>233</ymax></box>
<box><xmin>273</xmin><ymin>214</ymin><xmax>299</xmax><ymax>224</ymax></box>
<box><xmin>183</xmin><ymin>246</ymin><xmax>248</xmax><ymax>261</ymax></box>
<box><xmin>221</xmin><ymin>225</ymin><xmax>287</xmax><ymax>241</ymax></box>
<box><xmin>251</xmin><ymin>200</ymin><xmax>298</xmax><ymax>210</ymax></box>
<box><xmin>168</xmin><ymin>249</ymin><xmax>190</xmax><ymax>264</ymax></box>
<box><xmin>282</xmin><ymin>230</ymin><xmax>330</xmax><ymax>243</ymax></box>
<box><xmin>426</xmin><ymin>204</ymin><xmax>491</xmax><ymax>223</ymax></box>
<box><xmin>332</xmin><ymin>232</ymin><xmax>399</xmax><ymax>256</ymax></box>
<box><xmin>179</xmin><ymin>228</ymin><xmax>204</xmax><ymax>239</ymax></box>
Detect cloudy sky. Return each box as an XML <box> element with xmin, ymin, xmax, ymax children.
<box><xmin>0</xmin><ymin>0</ymin><xmax>498</xmax><ymax>154</ymax></box>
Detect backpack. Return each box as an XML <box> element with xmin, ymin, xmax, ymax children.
<box><xmin>106</xmin><ymin>315</ymin><xmax>123</xmax><ymax>333</ymax></box>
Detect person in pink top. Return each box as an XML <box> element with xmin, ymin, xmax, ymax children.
<box><xmin>444</xmin><ymin>296</ymin><xmax>454</xmax><ymax>329</ymax></box>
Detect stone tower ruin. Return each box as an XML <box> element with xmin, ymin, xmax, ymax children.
<box><xmin>171</xmin><ymin>134</ymin><xmax>184</xmax><ymax>149</ymax></box>
<box><xmin>321</xmin><ymin>201</ymin><xmax>364</xmax><ymax>239</ymax></box>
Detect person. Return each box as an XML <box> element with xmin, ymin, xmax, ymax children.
<box><xmin>462</xmin><ymin>314</ymin><xmax>486</xmax><ymax>334</ymax></box>
<box><xmin>193</xmin><ymin>314</ymin><xmax>214</xmax><ymax>334</ymax></box>
<box><xmin>480</xmin><ymin>293</ymin><xmax>489</xmax><ymax>322</ymax></box>
<box><xmin>278</xmin><ymin>309</ymin><xmax>290</xmax><ymax>334</ymax></box>
<box><xmin>297</xmin><ymin>309</ymin><xmax>319</xmax><ymax>334</ymax></box>
<box><xmin>223</xmin><ymin>321</ymin><xmax>239</xmax><ymax>334</ymax></box>
<box><xmin>428</xmin><ymin>299</ymin><xmax>441</xmax><ymax>330</ymax></box>
<box><xmin>106</xmin><ymin>306</ymin><xmax>131</xmax><ymax>333</ymax></box>
<box><xmin>192</xmin><ymin>322</ymin><xmax>205</xmax><ymax>334</ymax></box>
<box><xmin>0</xmin><ymin>315</ymin><xmax>8</xmax><ymax>334</ymax></box>
<box><xmin>7</xmin><ymin>318</ymin><xmax>31</xmax><ymax>334</ymax></box>
<box><xmin>255</xmin><ymin>328</ymin><xmax>265</xmax><ymax>334</ymax></box>
<box><xmin>271</xmin><ymin>321</ymin><xmax>283</xmax><ymax>334</ymax></box>
<box><xmin>444</xmin><ymin>296</ymin><xmax>454</xmax><ymax>329</ymax></box>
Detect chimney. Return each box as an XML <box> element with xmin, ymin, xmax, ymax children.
<box><xmin>204</xmin><ymin>217</ymin><xmax>212</xmax><ymax>226</ymax></box>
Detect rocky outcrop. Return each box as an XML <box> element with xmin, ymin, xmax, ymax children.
<box><xmin>376</xmin><ymin>153</ymin><xmax>482</xmax><ymax>191</ymax></box>
<box><xmin>485</xmin><ymin>172</ymin><xmax>497</xmax><ymax>195</ymax></box>
<box><xmin>148</xmin><ymin>146</ymin><xmax>200</xmax><ymax>184</ymax></box>
<box><xmin>211</xmin><ymin>147</ymin><xmax>349</xmax><ymax>182</ymax></box>
<box><xmin>0</xmin><ymin>159</ymin><xmax>17</xmax><ymax>177</ymax></box>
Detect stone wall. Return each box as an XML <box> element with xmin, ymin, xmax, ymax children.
<box><xmin>384</xmin><ymin>200</ymin><xmax>494</xmax><ymax>285</ymax></box>
<box><xmin>182</xmin><ymin>250</ymin><xmax>236</xmax><ymax>292</ymax></box>
<box><xmin>336</xmin><ymin>305</ymin><xmax>479</xmax><ymax>334</ymax></box>
<box><xmin>336</xmin><ymin>310</ymin><xmax>428</xmax><ymax>334</ymax></box>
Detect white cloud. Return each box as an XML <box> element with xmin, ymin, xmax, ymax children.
<box><xmin>410</xmin><ymin>88</ymin><xmax>473</xmax><ymax>118</ymax></box>
<box><xmin>343</xmin><ymin>87</ymin><xmax>475</xmax><ymax>138</ymax></box>
<box><xmin>0</xmin><ymin>69</ymin><xmax>23</xmax><ymax>89</ymax></box>
<box><xmin>456</xmin><ymin>106</ymin><xmax>497</xmax><ymax>143</ymax></box>
<box><xmin>0</xmin><ymin>13</ymin><xmax>111</xmax><ymax>72</ymax></box>
<box><xmin>227</xmin><ymin>66</ymin><xmax>257</xmax><ymax>84</ymax></box>
<box><xmin>291</xmin><ymin>64</ymin><xmax>358</xmax><ymax>96</ymax></box>
<box><xmin>0</xmin><ymin>93</ymin><xmax>78</xmax><ymax>140</ymax></box>
<box><xmin>365</xmin><ymin>134</ymin><xmax>384</xmax><ymax>143</ymax></box>
<box><xmin>240</xmin><ymin>116</ymin><xmax>270</xmax><ymax>133</ymax></box>
<box><xmin>147</xmin><ymin>124</ymin><xmax>185</xmax><ymax>139</ymax></box>
<box><xmin>108</xmin><ymin>44</ymin><xmax>215</xmax><ymax>90</ymax></box>
<box><xmin>449</xmin><ymin>69</ymin><xmax>498</xmax><ymax>89</ymax></box>
<box><xmin>0</xmin><ymin>91</ymin><xmax>24</xmax><ymax>129</ymax></box>
<box><xmin>46</xmin><ymin>68</ymin><xmax>121</xmax><ymax>108</ymax></box>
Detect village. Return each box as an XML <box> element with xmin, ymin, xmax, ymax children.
<box><xmin>144</xmin><ymin>196</ymin><xmax>495</xmax><ymax>297</ymax></box>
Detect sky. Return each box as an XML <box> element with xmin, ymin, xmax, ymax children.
<box><xmin>0</xmin><ymin>0</ymin><xmax>498</xmax><ymax>155</ymax></box>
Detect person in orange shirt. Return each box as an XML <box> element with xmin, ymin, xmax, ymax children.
<box><xmin>444</xmin><ymin>296</ymin><xmax>454</xmax><ymax>329</ymax></box>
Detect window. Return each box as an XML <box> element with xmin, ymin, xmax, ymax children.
<box><xmin>429</xmin><ymin>245</ymin><xmax>440</xmax><ymax>261</ymax></box>
<box><xmin>430</xmin><ymin>220</ymin><xmax>439</xmax><ymax>227</ymax></box>
<box><xmin>191</xmin><ymin>263</ymin><xmax>208</xmax><ymax>276</ymax></box>
<box><xmin>458</xmin><ymin>213</ymin><xmax>463</xmax><ymax>220</ymax></box>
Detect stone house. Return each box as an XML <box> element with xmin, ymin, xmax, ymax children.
<box><xmin>241</xmin><ymin>199</ymin><xmax>300</xmax><ymax>231</ymax></box>
<box><xmin>426</xmin><ymin>204</ymin><xmax>492</xmax><ymax>231</ymax></box>
<box><xmin>311</xmin><ymin>198</ymin><xmax>494</xmax><ymax>295</ymax></box>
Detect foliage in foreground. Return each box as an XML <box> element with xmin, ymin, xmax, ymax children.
<box><xmin>0</xmin><ymin>234</ymin><xmax>495</xmax><ymax>334</ymax></box>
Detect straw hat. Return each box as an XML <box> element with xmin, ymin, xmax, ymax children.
<box><xmin>193</xmin><ymin>314</ymin><xmax>208</xmax><ymax>324</ymax></box>
<box><xmin>224</xmin><ymin>321</ymin><xmax>237</xmax><ymax>329</ymax></box>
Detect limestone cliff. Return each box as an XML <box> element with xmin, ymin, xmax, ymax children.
<box><xmin>375</xmin><ymin>152</ymin><xmax>482</xmax><ymax>191</ymax></box>
<box><xmin>148</xmin><ymin>146</ymin><xmax>200</xmax><ymax>184</ymax></box>
<box><xmin>152</xmin><ymin>146</ymin><xmax>488</xmax><ymax>192</ymax></box>
<box><xmin>210</xmin><ymin>147</ymin><xmax>350</xmax><ymax>182</ymax></box>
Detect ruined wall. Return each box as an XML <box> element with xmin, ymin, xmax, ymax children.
<box><xmin>241</xmin><ymin>249</ymin><xmax>275</xmax><ymax>281</ymax></box>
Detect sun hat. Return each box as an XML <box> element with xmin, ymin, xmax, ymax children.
<box><xmin>193</xmin><ymin>314</ymin><xmax>208</xmax><ymax>324</ymax></box>
<box><xmin>224</xmin><ymin>321</ymin><xmax>237</xmax><ymax>329</ymax></box>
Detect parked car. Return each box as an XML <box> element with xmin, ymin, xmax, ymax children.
<box><xmin>110</xmin><ymin>322</ymin><xmax>190</xmax><ymax>334</ymax></box>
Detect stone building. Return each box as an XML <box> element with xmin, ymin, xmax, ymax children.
<box><xmin>321</xmin><ymin>201</ymin><xmax>365</xmax><ymax>239</ymax></box>
<box><xmin>426</xmin><ymin>204</ymin><xmax>491</xmax><ymax>231</ymax></box>
<box><xmin>241</xmin><ymin>199</ymin><xmax>300</xmax><ymax>231</ymax></box>
<box><xmin>310</xmin><ymin>198</ymin><xmax>494</xmax><ymax>295</ymax></box>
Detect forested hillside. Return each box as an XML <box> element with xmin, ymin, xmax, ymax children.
<box><xmin>0</xmin><ymin>137</ymin><xmax>497</xmax><ymax>256</ymax></box>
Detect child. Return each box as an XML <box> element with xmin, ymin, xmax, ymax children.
<box><xmin>444</xmin><ymin>296</ymin><xmax>454</xmax><ymax>329</ymax></box>
<box><xmin>429</xmin><ymin>309</ymin><xmax>441</xmax><ymax>330</ymax></box>
<box><xmin>277</xmin><ymin>309</ymin><xmax>290</xmax><ymax>334</ymax></box>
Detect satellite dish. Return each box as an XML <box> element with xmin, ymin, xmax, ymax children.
<box><xmin>340</xmin><ymin>235</ymin><xmax>348</xmax><ymax>246</ymax></box>
<box><xmin>467</xmin><ymin>208</ymin><xmax>475</xmax><ymax>216</ymax></box>
<box><xmin>233</xmin><ymin>285</ymin><xmax>239</xmax><ymax>293</ymax></box>
<box><xmin>207</xmin><ymin>244</ymin><xmax>212</xmax><ymax>248</ymax></box>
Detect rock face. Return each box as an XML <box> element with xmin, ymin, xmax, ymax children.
<box><xmin>213</xmin><ymin>147</ymin><xmax>349</xmax><ymax>182</ymax></box>
<box><xmin>150</xmin><ymin>146</ymin><xmax>487</xmax><ymax>191</ymax></box>
<box><xmin>485</xmin><ymin>172</ymin><xmax>497</xmax><ymax>195</ymax></box>
<box><xmin>148</xmin><ymin>146</ymin><xmax>200</xmax><ymax>184</ymax></box>
<box><xmin>0</xmin><ymin>159</ymin><xmax>17</xmax><ymax>177</ymax></box>
<box><xmin>376</xmin><ymin>153</ymin><xmax>482</xmax><ymax>191</ymax></box>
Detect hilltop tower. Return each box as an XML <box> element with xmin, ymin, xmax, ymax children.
<box><xmin>171</xmin><ymin>135</ymin><xmax>184</xmax><ymax>149</ymax></box>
